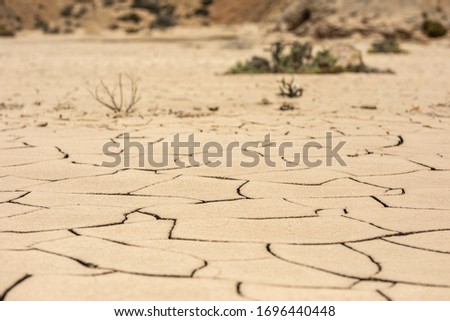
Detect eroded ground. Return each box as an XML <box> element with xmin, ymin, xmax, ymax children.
<box><xmin>1</xmin><ymin>27</ymin><xmax>450</xmax><ymax>300</ymax></box>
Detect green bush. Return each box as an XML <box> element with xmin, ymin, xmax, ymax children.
<box><xmin>150</xmin><ymin>12</ymin><xmax>177</xmax><ymax>29</ymax></box>
<box><xmin>271</xmin><ymin>42</ymin><xmax>313</xmax><ymax>73</ymax></box>
<box><xmin>228</xmin><ymin>41</ymin><xmax>359</xmax><ymax>74</ymax></box>
<box><xmin>311</xmin><ymin>50</ymin><xmax>340</xmax><ymax>73</ymax></box>
<box><xmin>227</xmin><ymin>41</ymin><xmax>380</xmax><ymax>74</ymax></box>
<box><xmin>422</xmin><ymin>20</ymin><xmax>447</xmax><ymax>38</ymax></box>
<box><xmin>118</xmin><ymin>12</ymin><xmax>142</xmax><ymax>23</ymax></box>
<box><xmin>73</xmin><ymin>7</ymin><xmax>88</xmax><ymax>19</ymax></box>
<box><xmin>136</xmin><ymin>0</ymin><xmax>178</xmax><ymax>29</ymax></box>
<box><xmin>104</xmin><ymin>0</ymin><xmax>115</xmax><ymax>7</ymax></box>
<box><xmin>125</xmin><ymin>27</ymin><xmax>141</xmax><ymax>34</ymax></box>
<box><xmin>229</xmin><ymin>41</ymin><xmax>327</xmax><ymax>74</ymax></box>
<box><xmin>194</xmin><ymin>8</ymin><xmax>209</xmax><ymax>17</ymax></box>
<box><xmin>0</xmin><ymin>25</ymin><xmax>15</xmax><ymax>37</ymax></box>
<box><xmin>34</xmin><ymin>16</ymin><xmax>49</xmax><ymax>32</ymax></box>
<box><xmin>132</xmin><ymin>0</ymin><xmax>160</xmax><ymax>13</ymax></box>
<box><xmin>228</xmin><ymin>56</ymin><xmax>271</xmax><ymax>74</ymax></box>
<box><xmin>60</xmin><ymin>5</ymin><xmax>74</xmax><ymax>17</ymax></box>
<box><xmin>369</xmin><ymin>38</ymin><xmax>407</xmax><ymax>54</ymax></box>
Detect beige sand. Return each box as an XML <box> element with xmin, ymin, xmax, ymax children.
<box><xmin>0</xmin><ymin>26</ymin><xmax>450</xmax><ymax>300</ymax></box>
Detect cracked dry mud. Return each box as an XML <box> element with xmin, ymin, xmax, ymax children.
<box><xmin>1</xmin><ymin>28</ymin><xmax>450</xmax><ymax>301</ymax></box>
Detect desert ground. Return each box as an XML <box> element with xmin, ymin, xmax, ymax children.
<box><xmin>0</xmin><ymin>25</ymin><xmax>450</xmax><ymax>300</ymax></box>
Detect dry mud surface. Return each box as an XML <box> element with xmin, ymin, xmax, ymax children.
<box><xmin>1</xmin><ymin>27</ymin><xmax>450</xmax><ymax>300</ymax></box>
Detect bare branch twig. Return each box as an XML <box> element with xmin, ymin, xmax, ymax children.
<box><xmin>89</xmin><ymin>74</ymin><xmax>141</xmax><ymax>114</ymax></box>
<box><xmin>278</xmin><ymin>77</ymin><xmax>303</xmax><ymax>98</ymax></box>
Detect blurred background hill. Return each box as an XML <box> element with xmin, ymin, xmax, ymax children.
<box><xmin>0</xmin><ymin>0</ymin><xmax>448</xmax><ymax>39</ymax></box>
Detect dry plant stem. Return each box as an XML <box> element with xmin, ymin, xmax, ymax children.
<box><xmin>279</xmin><ymin>78</ymin><xmax>303</xmax><ymax>98</ymax></box>
<box><xmin>89</xmin><ymin>73</ymin><xmax>141</xmax><ymax>114</ymax></box>
<box><xmin>127</xmin><ymin>75</ymin><xmax>141</xmax><ymax>113</ymax></box>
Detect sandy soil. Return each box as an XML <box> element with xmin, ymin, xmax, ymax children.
<box><xmin>1</xmin><ymin>26</ymin><xmax>450</xmax><ymax>300</ymax></box>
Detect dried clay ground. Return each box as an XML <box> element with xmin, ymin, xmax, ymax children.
<box><xmin>0</xmin><ymin>26</ymin><xmax>450</xmax><ymax>300</ymax></box>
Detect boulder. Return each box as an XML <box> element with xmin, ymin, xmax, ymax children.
<box><xmin>326</xmin><ymin>44</ymin><xmax>364</xmax><ymax>69</ymax></box>
<box><xmin>280</xmin><ymin>0</ymin><xmax>336</xmax><ymax>31</ymax></box>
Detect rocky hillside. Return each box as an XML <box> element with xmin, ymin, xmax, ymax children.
<box><xmin>0</xmin><ymin>0</ymin><xmax>211</xmax><ymax>35</ymax></box>
<box><xmin>0</xmin><ymin>0</ymin><xmax>448</xmax><ymax>39</ymax></box>
<box><xmin>279</xmin><ymin>0</ymin><xmax>450</xmax><ymax>39</ymax></box>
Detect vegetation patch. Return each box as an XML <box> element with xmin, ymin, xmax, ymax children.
<box><xmin>0</xmin><ymin>24</ymin><xmax>15</xmax><ymax>37</ymax></box>
<box><xmin>422</xmin><ymin>19</ymin><xmax>448</xmax><ymax>38</ymax></box>
<box><xmin>125</xmin><ymin>27</ymin><xmax>141</xmax><ymax>34</ymax></box>
<box><xmin>228</xmin><ymin>57</ymin><xmax>271</xmax><ymax>74</ymax></box>
<box><xmin>104</xmin><ymin>0</ymin><xmax>115</xmax><ymax>7</ymax></box>
<box><xmin>118</xmin><ymin>13</ymin><xmax>142</xmax><ymax>24</ymax></box>
<box><xmin>132</xmin><ymin>0</ymin><xmax>177</xmax><ymax>29</ymax></box>
<box><xmin>228</xmin><ymin>41</ymin><xmax>390</xmax><ymax>74</ymax></box>
<box><xmin>369</xmin><ymin>37</ymin><xmax>407</xmax><ymax>54</ymax></box>
<box><xmin>149</xmin><ymin>5</ymin><xmax>177</xmax><ymax>29</ymax></box>
<box><xmin>132</xmin><ymin>0</ymin><xmax>161</xmax><ymax>14</ymax></box>
<box><xmin>60</xmin><ymin>5</ymin><xmax>74</xmax><ymax>17</ymax></box>
<box><xmin>278</xmin><ymin>78</ymin><xmax>303</xmax><ymax>98</ymax></box>
<box><xmin>150</xmin><ymin>12</ymin><xmax>176</xmax><ymax>29</ymax></box>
